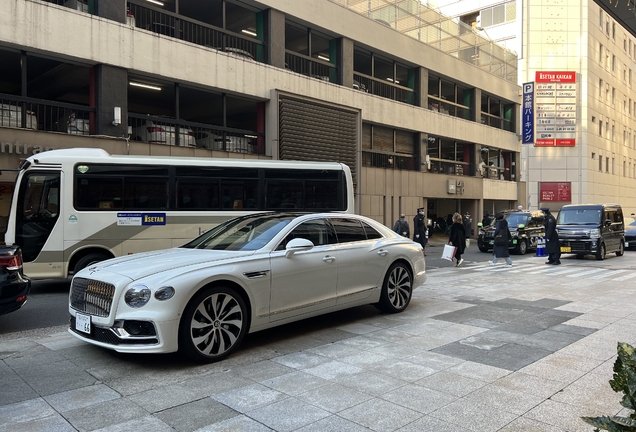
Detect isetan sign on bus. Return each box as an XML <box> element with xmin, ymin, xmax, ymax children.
<box><xmin>534</xmin><ymin>71</ymin><xmax>577</xmax><ymax>147</ymax></box>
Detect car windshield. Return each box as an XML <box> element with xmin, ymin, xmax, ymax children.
<box><xmin>557</xmin><ymin>209</ymin><xmax>601</xmax><ymax>225</ymax></box>
<box><xmin>505</xmin><ymin>213</ymin><xmax>529</xmax><ymax>227</ymax></box>
<box><xmin>182</xmin><ymin>214</ymin><xmax>296</xmax><ymax>251</ymax></box>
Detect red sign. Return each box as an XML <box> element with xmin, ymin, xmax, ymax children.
<box><xmin>535</xmin><ymin>71</ymin><xmax>576</xmax><ymax>83</ymax></box>
<box><xmin>540</xmin><ymin>182</ymin><xmax>571</xmax><ymax>202</ymax></box>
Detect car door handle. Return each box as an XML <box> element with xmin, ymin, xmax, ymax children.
<box><xmin>377</xmin><ymin>249</ymin><xmax>388</xmax><ymax>256</ymax></box>
<box><xmin>322</xmin><ymin>255</ymin><xmax>336</xmax><ymax>263</ymax></box>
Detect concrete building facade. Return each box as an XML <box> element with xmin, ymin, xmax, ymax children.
<box><xmin>435</xmin><ymin>0</ymin><xmax>636</xmax><ymax>215</ymax></box>
<box><xmin>0</xmin><ymin>0</ymin><xmax>521</xmax><ymax>235</ymax></box>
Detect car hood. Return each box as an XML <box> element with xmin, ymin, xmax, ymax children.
<box><xmin>80</xmin><ymin>248</ymin><xmax>256</xmax><ymax>280</ymax></box>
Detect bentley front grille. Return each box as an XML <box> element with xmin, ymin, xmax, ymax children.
<box><xmin>70</xmin><ymin>277</ymin><xmax>115</xmax><ymax>317</ymax></box>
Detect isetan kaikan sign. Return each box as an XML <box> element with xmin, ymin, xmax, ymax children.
<box><xmin>534</xmin><ymin>71</ymin><xmax>577</xmax><ymax>147</ymax></box>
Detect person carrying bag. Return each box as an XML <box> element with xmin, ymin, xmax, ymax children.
<box><xmin>393</xmin><ymin>214</ymin><xmax>410</xmax><ymax>238</ymax></box>
<box><xmin>448</xmin><ymin>212</ymin><xmax>467</xmax><ymax>267</ymax></box>
<box><xmin>491</xmin><ymin>212</ymin><xmax>513</xmax><ymax>266</ymax></box>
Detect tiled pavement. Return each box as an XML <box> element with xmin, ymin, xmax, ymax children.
<box><xmin>2</xmin><ymin>257</ymin><xmax>636</xmax><ymax>432</ymax></box>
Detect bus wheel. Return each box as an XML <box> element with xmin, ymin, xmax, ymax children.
<box><xmin>74</xmin><ymin>253</ymin><xmax>111</xmax><ymax>275</ymax></box>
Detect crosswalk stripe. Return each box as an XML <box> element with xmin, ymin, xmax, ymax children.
<box><xmin>613</xmin><ymin>272</ymin><xmax>636</xmax><ymax>281</ymax></box>
<box><xmin>565</xmin><ymin>268</ymin><xmax>607</xmax><ymax>277</ymax></box>
<box><xmin>590</xmin><ymin>269</ymin><xmax>629</xmax><ymax>279</ymax></box>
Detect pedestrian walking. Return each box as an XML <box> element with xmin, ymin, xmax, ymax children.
<box><xmin>542</xmin><ymin>207</ymin><xmax>561</xmax><ymax>265</ymax></box>
<box><xmin>393</xmin><ymin>214</ymin><xmax>410</xmax><ymax>238</ymax></box>
<box><xmin>448</xmin><ymin>212</ymin><xmax>466</xmax><ymax>267</ymax></box>
<box><xmin>413</xmin><ymin>208</ymin><xmax>427</xmax><ymax>256</ymax></box>
<box><xmin>463</xmin><ymin>212</ymin><xmax>472</xmax><ymax>239</ymax></box>
<box><xmin>490</xmin><ymin>212</ymin><xmax>513</xmax><ymax>266</ymax></box>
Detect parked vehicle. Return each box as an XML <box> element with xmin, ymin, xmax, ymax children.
<box><xmin>477</xmin><ymin>209</ymin><xmax>545</xmax><ymax>255</ymax></box>
<box><xmin>626</xmin><ymin>219</ymin><xmax>636</xmax><ymax>250</ymax></box>
<box><xmin>131</xmin><ymin>119</ymin><xmax>196</xmax><ymax>147</ymax></box>
<box><xmin>0</xmin><ymin>103</ymin><xmax>38</xmax><ymax>130</ymax></box>
<box><xmin>0</xmin><ymin>245</ymin><xmax>30</xmax><ymax>316</ymax></box>
<box><xmin>68</xmin><ymin>212</ymin><xmax>426</xmax><ymax>362</ymax></box>
<box><xmin>556</xmin><ymin>203</ymin><xmax>625</xmax><ymax>260</ymax></box>
<box><xmin>196</xmin><ymin>132</ymin><xmax>253</xmax><ymax>153</ymax></box>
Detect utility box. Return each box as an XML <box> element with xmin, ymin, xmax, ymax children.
<box><xmin>447</xmin><ymin>179</ymin><xmax>456</xmax><ymax>194</ymax></box>
<box><xmin>456</xmin><ymin>180</ymin><xmax>465</xmax><ymax>194</ymax></box>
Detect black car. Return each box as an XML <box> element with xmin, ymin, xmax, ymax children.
<box><xmin>0</xmin><ymin>245</ymin><xmax>31</xmax><ymax>316</ymax></box>
<box><xmin>477</xmin><ymin>209</ymin><xmax>545</xmax><ymax>255</ymax></box>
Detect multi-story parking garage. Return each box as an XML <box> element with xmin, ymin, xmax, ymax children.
<box><xmin>0</xmin><ymin>0</ymin><xmax>522</xmax><ymax>235</ymax></box>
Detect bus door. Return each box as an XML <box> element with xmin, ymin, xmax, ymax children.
<box><xmin>15</xmin><ymin>171</ymin><xmax>63</xmax><ymax>273</ymax></box>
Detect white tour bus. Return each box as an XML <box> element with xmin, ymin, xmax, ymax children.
<box><xmin>4</xmin><ymin>148</ymin><xmax>354</xmax><ymax>279</ymax></box>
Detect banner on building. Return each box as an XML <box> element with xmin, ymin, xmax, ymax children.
<box><xmin>539</xmin><ymin>182</ymin><xmax>571</xmax><ymax>202</ymax></box>
<box><xmin>522</xmin><ymin>82</ymin><xmax>534</xmax><ymax>144</ymax></box>
<box><xmin>534</xmin><ymin>71</ymin><xmax>577</xmax><ymax>147</ymax></box>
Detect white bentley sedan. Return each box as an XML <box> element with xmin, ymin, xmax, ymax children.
<box><xmin>69</xmin><ymin>213</ymin><xmax>426</xmax><ymax>362</ymax></box>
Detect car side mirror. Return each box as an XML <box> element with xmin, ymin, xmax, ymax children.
<box><xmin>477</xmin><ymin>222</ymin><xmax>483</xmax><ymax>227</ymax></box>
<box><xmin>517</xmin><ymin>224</ymin><xmax>525</xmax><ymax>229</ymax></box>
<box><xmin>604</xmin><ymin>219</ymin><xmax>612</xmax><ymax>227</ymax></box>
<box><xmin>285</xmin><ymin>237</ymin><xmax>314</xmax><ymax>257</ymax></box>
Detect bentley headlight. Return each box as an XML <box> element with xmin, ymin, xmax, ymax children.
<box><xmin>155</xmin><ymin>286</ymin><xmax>175</xmax><ymax>301</ymax></box>
<box><xmin>125</xmin><ymin>285</ymin><xmax>151</xmax><ymax>308</ymax></box>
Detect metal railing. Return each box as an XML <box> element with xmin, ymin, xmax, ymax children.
<box><xmin>353</xmin><ymin>74</ymin><xmax>415</xmax><ymax>105</ymax></box>
<box><xmin>328</xmin><ymin>0</ymin><xmax>518</xmax><ymax>83</ymax></box>
<box><xmin>0</xmin><ymin>94</ymin><xmax>94</xmax><ymax>135</ymax></box>
<box><xmin>127</xmin><ymin>1</ymin><xmax>264</xmax><ymax>62</ymax></box>
<box><xmin>427</xmin><ymin>160</ymin><xmax>469</xmax><ymax>176</ymax></box>
<box><xmin>128</xmin><ymin>113</ymin><xmax>264</xmax><ymax>155</ymax></box>
<box><xmin>428</xmin><ymin>98</ymin><xmax>472</xmax><ymax>120</ymax></box>
<box><xmin>362</xmin><ymin>152</ymin><xmax>416</xmax><ymax>170</ymax></box>
<box><xmin>285</xmin><ymin>52</ymin><xmax>336</xmax><ymax>83</ymax></box>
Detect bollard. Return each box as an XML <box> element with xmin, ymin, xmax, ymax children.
<box><xmin>535</xmin><ymin>236</ymin><xmax>546</xmax><ymax>257</ymax></box>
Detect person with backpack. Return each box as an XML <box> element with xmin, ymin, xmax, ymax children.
<box><xmin>413</xmin><ymin>208</ymin><xmax>427</xmax><ymax>256</ymax></box>
<box><xmin>393</xmin><ymin>214</ymin><xmax>410</xmax><ymax>238</ymax></box>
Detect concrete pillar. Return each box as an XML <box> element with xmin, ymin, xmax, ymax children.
<box><xmin>337</xmin><ymin>37</ymin><xmax>354</xmax><ymax>88</ymax></box>
<box><xmin>264</xmin><ymin>9</ymin><xmax>286</xmax><ymax>69</ymax></box>
<box><xmin>415</xmin><ymin>67</ymin><xmax>428</xmax><ymax>108</ymax></box>
<box><xmin>94</xmin><ymin>65</ymin><xmax>128</xmax><ymax>137</ymax></box>
<box><xmin>472</xmin><ymin>87</ymin><xmax>481</xmax><ymax>123</ymax></box>
<box><xmin>97</xmin><ymin>0</ymin><xmax>126</xmax><ymax>24</ymax></box>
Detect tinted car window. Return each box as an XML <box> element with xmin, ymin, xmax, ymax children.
<box><xmin>361</xmin><ymin>221</ymin><xmax>383</xmax><ymax>239</ymax></box>
<box><xmin>330</xmin><ymin>218</ymin><xmax>367</xmax><ymax>243</ymax></box>
<box><xmin>277</xmin><ymin>218</ymin><xmax>337</xmax><ymax>250</ymax></box>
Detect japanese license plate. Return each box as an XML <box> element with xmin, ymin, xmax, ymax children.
<box><xmin>560</xmin><ymin>246</ymin><xmax>571</xmax><ymax>253</ymax></box>
<box><xmin>75</xmin><ymin>313</ymin><xmax>91</xmax><ymax>334</ymax></box>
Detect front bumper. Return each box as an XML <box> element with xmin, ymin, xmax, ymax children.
<box><xmin>558</xmin><ymin>239</ymin><xmax>600</xmax><ymax>253</ymax></box>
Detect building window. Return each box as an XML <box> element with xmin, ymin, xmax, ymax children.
<box><xmin>612</xmin><ymin>87</ymin><xmax>615</xmax><ymax>105</ymax></box>
<box><xmin>425</xmin><ymin>136</ymin><xmax>474</xmax><ymax>176</ymax></box>
<box><xmin>599</xmin><ymin>79</ymin><xmax>603</xmax><ymax>98</ymax></box>
<box><xmin>599</xmin><ymin>9</ymin><xmax>604</xmax><ymax>28</ymax></box>
<box><xmin>353</xmin><ymin>48</ymin><xmax>416</xmax><ymax>104</ymax></box>
<box><xmin>428</xmin><ymin>75</ymin><xmax>472</xmax><ymax>120</ymax></box>
<box><xmin>612</xmin><ymin>22</ymin><xmax>616</xmax><ymax>40</ymax></box>
<box><xmin>612</xmin><ymin>55</ymin><xmax>616</xmax><ymax>72</ymax></box>
<box><xmin>599</xmin><ymin>120</ymin><xmax>603</xmax><ymax>136</ymax></box>
<box><xmin>599</xmin><ymin>44</ymin><xmax>603</xmax><ymax>63</ymax></box>
<box><xmin>612</xmin><ymin>157</ymin><xmax>615</xmax><ymax>174</ymax></box>
<box><xmin>612</xmin><ymin>124</ymin><xmax>615</xmax><ymax>141</ymax></box>
<box><xmin>624</xmin><ymin>160</ymin><xmax>627</xmax><ymax>177</ymax></box>
<box><xmin>480</xmin><ymin>94</ymin><xmax>514</xmax><ymax>132</ymax></box>
<box><xmin>606</xmin><ymin>157</ymin><xmax>609</xmax><ymax>173</ymax></box>
<box><xmin>599</xmin><ymin>154</ymin><xmax>603</xmax><ymax>171</ymax></box>
<box><xmin>479</xmin><ymin>1</ymin><xmax>516</xmax><ymax>28</ymax></box>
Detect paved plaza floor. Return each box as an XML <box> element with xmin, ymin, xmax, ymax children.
<box><xmin>2</xmin><ymin>257</ymin><xmax>636</xmax><ymax>431</ymax></box>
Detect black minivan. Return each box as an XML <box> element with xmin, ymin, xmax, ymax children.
<box><xmin>556</xmin><ymin>203</ymin><xmax>625</xmax><ymax>260</ymax></box>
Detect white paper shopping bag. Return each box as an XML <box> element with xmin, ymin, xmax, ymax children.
<box><xmin>441</xmin><ymin>244</ymin><xmax>457</xmax><ymax>261</ymax></box>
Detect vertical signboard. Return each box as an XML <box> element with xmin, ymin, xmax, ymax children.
<box><xmin>534</xmin><ymin>71</ymin><xmax>577</xmax><ymax>147</ymax></box>
<box><xmin>522</xmin><ymin>82</ymin><xmax>534</xmax><ymax>144</ymax></box>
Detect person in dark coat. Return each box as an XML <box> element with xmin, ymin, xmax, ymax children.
<box><xmin>448</xmin><ymin>212</ymin><xmax>466</xmax><ymax>267</ymax></box>
<box><xmin>413</xmin><ymin>208</ymin><xmax>427</xmax><ymax>256</ymax></box>
<box><xmin>490</xmin><ymin>212</ymin><xmax>513</xmax><ymax>266</ymax></box>
<box><xmin>542</xmin><ymin>207</ymin><xmax>561</xmax><ymax>264</ymax></box>
<box><xmin>393</xmin><ymin>214</ymin><xmax>410</xmax><ymax>238</ymax></box>
<box><xmin>463</xmin><ymin>212</ymin><xmax>472</xmax><ymax>239</ymax></box>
